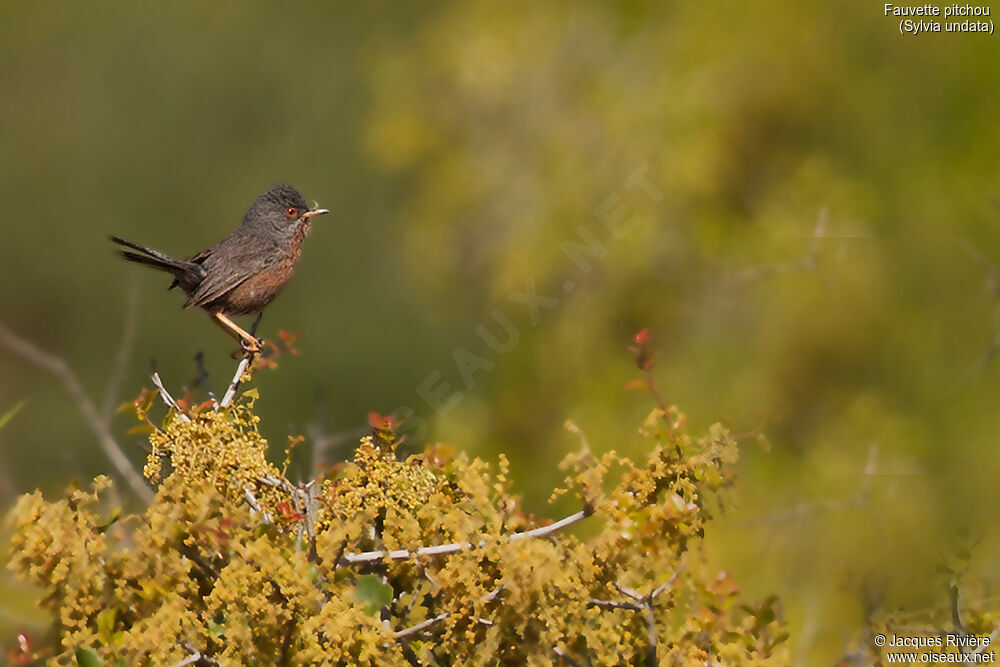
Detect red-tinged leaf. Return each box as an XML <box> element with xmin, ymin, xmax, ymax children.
<box><xmin>250</xmin><ymin>341</ymin><xmax>282</xmax><ymax>371</ymax></box>
<box><xmin>210</xmin><ymin>518</ymin><xmax>234</xmax><ymax>545</ymax></box>
<box><xmin>368</xmin><ymin>412</ymin><xmax>390</xmax><ymax>429</ymax></box>
<box><xmin>276</xmin><ymin>502</ymin><xmax>304</xmax><ymax>521</ymax></box>
<box><xmin>278</xmin><ymin>330</ymin><xmax>301</xmax><ymax>355</ymax></box>
<box><xmin>634</xmin><ymin>329</ymin><xmax>652</xmax><ymax>346</ymax></box>
<box><xmin>287</xmin><ymin>434</ymin><xmax>305</xmax><ymax>450</ymax></box>
<box><xmin>175</xmin><ymin>389</ymin><xmax>197</xmax><ymax>412</ymax></box>
<box><xmin>130</xmin><ymin>387</ymin><xmax>157</xmax><ymax>420</ymax></box>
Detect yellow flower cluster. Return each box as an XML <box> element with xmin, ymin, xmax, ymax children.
<box><xmin>7</xmin><ymin>388</ymin><xmax>788</xmax><ymax>665</ymax></box>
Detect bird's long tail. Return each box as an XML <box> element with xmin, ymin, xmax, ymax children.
<box><xmin>110</xmin><ymin>236</ymin><xmax>190</xmax><ymax>274</ymax></box>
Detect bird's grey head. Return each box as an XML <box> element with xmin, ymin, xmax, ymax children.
<box><xmin>244</xmin><ymin>184</ymin><xmax>328</xmax><ymax>237</ymax></box>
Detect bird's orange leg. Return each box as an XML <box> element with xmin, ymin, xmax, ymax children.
<box><xmin>212</xmin><ymin>312</ymin><xmax>262</xmax><ymax>354</ymax></box>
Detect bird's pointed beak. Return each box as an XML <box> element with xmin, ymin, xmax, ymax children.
<box><xmin>302</xmin><ymin>208</ymin><xmax>330</xmax><ymax>220</ymax></box>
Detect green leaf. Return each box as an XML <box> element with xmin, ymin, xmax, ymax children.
<box><xmin>355</xmin><ymin>574</ymin><xmax>394</xmax><ymax>615</ymax></box>
<box><xmin>75</xmin><ymin>647</ymin><xmax>104</xmax><ymax>667</ymax></box>
<box><xmin>96</xmin><ymin>508</ymin><xmax>123</xmax><ymax>534</ymax></box>
<box><xmin>96</xmin><ymin>607</ymin><xmax>118</xmax><ymax>643</ymax></box>
<box><xmin>0</xmin><ymin>400</ymin><xmax>25</xmax><ymax>431</ymax></box>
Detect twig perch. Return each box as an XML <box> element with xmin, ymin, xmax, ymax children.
<box><xmin>220</xmin><ymin>355</ymin><xmax>252</xmax><ymax>408</ymax></box>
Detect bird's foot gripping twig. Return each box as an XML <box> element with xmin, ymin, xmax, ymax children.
<box><xmin>212</xmin><ymin>312</ymin><xmax>262</xmax><ymax>358</ymax></box>
<box><xmin>240</xmin><ymin>336</ymin><xmax>263</xmax><ymax>356</ymax></box>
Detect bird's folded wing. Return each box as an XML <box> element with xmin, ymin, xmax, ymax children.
<box><xmin>184</xmin><ymin>270</ymin><xmax>252</xmax><ymax>310</ymax></box>
<box><xmin>183</xmin><ymin>232</ymin><xmax>277</xmax><ymax>310</ymax></box>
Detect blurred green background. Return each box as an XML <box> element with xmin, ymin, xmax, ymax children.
<box><xmin>1</xmin><ymin>1</ymin><xmax>998</xmax><ymax>663</ymax></box>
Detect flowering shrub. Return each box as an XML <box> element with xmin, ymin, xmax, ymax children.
<box><xmin>7</xmin><ymin>339</ymin><xmax>787</xmax><ymax>665</ymax></box>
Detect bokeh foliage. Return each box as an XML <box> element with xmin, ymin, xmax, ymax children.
<box><xmin>1</xmin><ymin>1</ymin><xmax>998</xmax><ymax>663</ymax></box>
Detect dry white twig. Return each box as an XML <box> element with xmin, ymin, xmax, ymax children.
<box><xmin>393</xmin><ymin>589</ymin><xmax>502</xmax><ymax>641</ymax></box>
<box><xmin>588</xmin><ymin>598</ymin><xmax>643</xmax><ymax>612</ymax></box>
<box><xmin>553</xmin><ymin>646</ymin><xmax>579</xmax><ymax>666</ymax></box>
<box><xmin>971</xmin><ymin>626</ymin><xmax>1000</xmax><ymax>657</ymax></box>
<box><xmin>168</xmin><ymin>649</ymin><xmax>201</xmax><ymax>667</ymax></box>
<box><xmin>343</xmin><ymin>509</ymin><xmax>590</xmax><ymax>565</ymax></box>
<box><xmin>220</xmin><ymin>355</ymin><xmax>252</xmax><ymax>408</ymax></box>
<box><xmin>650</xmin><ymin>567</ymin><xmax>683</xmax><ymax>600</ymax></box>
<box><xmin>393</xmin><ymin>613</ymin><xmax>449</xmax><ymax>640</ymax></box>
<box><xmin>150</xmin><ymin>371</ymin><xmax>192</xmax><ymax>423</ymax></box>
<box><xmin>243</xmin><ymin>486</ymin><xmax>272</xmax><ymax>523</ymax></box>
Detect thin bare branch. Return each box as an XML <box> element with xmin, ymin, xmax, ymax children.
<box><xmin>0</xmin><ymin>320</ymin><xmax>153</xmax><ymax>502</ymax></box>
<box><xmin>343</xmin><ymin>508</ymin><xmax>590</xmax><ymax>565</ymax></box>
<box><xmin>150</xmin><ymin>372</ymin><xmax>191</xmax><ymax>423</ymax></box>
<box><xmin>722</xmin><ymin>207</ymin><xmax>831</xmax><ymax>286</ymax></box>
<box><xmin>642</xmin><ymin>603</ymin><xmax>658</xmax><ymax>665</ymax></box>
<box><xmin>594</xmin><ymin>578</ymin><xmax>668</xmax><ymax>664</ymax></box>
<box><xmin>650</xmin><ymin>567</ymin><xmax>683</xmax><ymax>600</ymax></box>
<box><xmin>949</xmin><ymin>582</ymin><xmax>970</xmax><ymax>662</ymax></box>
<box><xmin>102</xmin><ymin>282</ymin><xmax>140</xmax><ymax>423</ymax></box>
<box><xmin>587</xmin><ymin>598</ymin><xmax>643</xmax><ymax>612</ymax></box>
<box><xmin>244</xmin><ymin>486</ymin><xmax>272</xmax><ymax>523</ymax></box>
<box><xmin>971</xmin><ymin>627</ymin><xmax>1000</xmax><ymax>657</ymax></box>
<box><xmin>508</xmin><ymin>509</ymin><xmax>590</xmax><ymax>541</ymax></box>
<box><xmin>307</xmin><ymin>422</ymin><xmax>365</xmax><ymax>475</ymax></box>
<box><xmin>220</xmin><ymin>356</ymin><xmax>252</xmax><ymax>408</ymax></box>
<box><xmin>301</xmin><ymin>480</ymin><xmax>319</xmax><ymax>555</ymax></box>
<box><xmin>169</xmin><ymin>650</ymin><xmax>201</xmax><ymax>667</ymax></box>
<box><xmin>482</xmin><ymin>586</ymin><xmax>503</xmax><ymax>603</ymax></box>
<box><xmin>614</xmin><ymin>583</ymin><xmax>644</xmax><ymax>603</ymax></box>
<box><xmin>393</xmin><ymin>588</ymin><xmax>501</xmax><ymax>642</ymax></box>
<box><xmin>553</xmin><ymin>646</ymin><xmax>579</xmax><ymax>666</ymax></box>
<box><xmin>181</xmin><ymin>644</ymin><xmax>220</xmax><ymax>667</ymax></box>
<box><xmin>394</xmin><ymin>613</ymin><xmax>449</xmax><ymax>640</ymax></box>
<box><xmin>259</xmin><ymin>474</ymin><xmax>297</xmax><ymax>493</ymax></box>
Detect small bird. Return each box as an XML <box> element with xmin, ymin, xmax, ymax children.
<box><xmin>111</xmin><ymin>184</ymin><xmax>329</xmax><ymax>353</ymax></box>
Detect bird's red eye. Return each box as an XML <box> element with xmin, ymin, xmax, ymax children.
<box><xmin>285</xmin><ymin>207</ymin><xmax>298</xmax><ymax>218</ymax></box>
